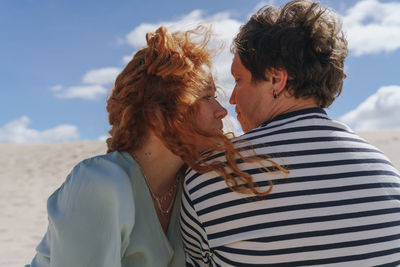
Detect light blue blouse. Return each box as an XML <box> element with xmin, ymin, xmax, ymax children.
<box><xmin>27</xmin><ymin>151</ymin><xmax>185</xmax><ymax>267</ymax></box>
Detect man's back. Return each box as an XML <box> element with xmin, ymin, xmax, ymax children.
<box><xmin>181</xmin><ymin>108</ymin><xmax>400</xmax><ymax>266</ymax></box>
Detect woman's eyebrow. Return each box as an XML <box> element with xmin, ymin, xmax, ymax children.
<box><xmin>206</xmin><ymin>87</ymin><xmax>215</xmax><ymax>93</ymax></box>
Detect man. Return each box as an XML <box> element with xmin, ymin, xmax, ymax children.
<box><xmin>180</xmin><ymin>0</ymin><xmax>400</xmax><ymax>266</ymax></box>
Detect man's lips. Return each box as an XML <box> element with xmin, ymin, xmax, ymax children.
<box><xmin>236</xmin><ymin>108</ymin><xmax>241</xmax><ymax>119</ymax></box>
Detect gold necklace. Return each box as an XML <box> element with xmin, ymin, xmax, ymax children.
<box><xmin>132</xmin><ymin>153</ymin><xmax>178</xmax><ymax>216</ymax></box>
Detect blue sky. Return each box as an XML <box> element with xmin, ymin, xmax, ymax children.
<box><xmin>1</xmin><ymin>0</ymin><xmax>400</xmax><ymax>143</ymax></box>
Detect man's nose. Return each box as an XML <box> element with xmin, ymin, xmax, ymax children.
<box><xmin>229</xmin><ymin>87</ymin><xmax>236</xmax><ymax>105</ymax></box>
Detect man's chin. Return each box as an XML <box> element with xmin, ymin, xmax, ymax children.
<box><xmin>236</xmin><ymin>117</ymin><xmax>247</xmax><ymax>132</ymax></box>
<box><xmin>238</xmin><ymin>120</ymin><xmax>252</xmax><ymax>133</ymax></box>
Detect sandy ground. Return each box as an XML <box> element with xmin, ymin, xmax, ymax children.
<box><xmin>0</xmin><ymin>141</ymin><xmax>107</xmax><ymax>267</ymax></box>
<box><xmin>1</xmin><ymin>131</ymin><xmax>399</xmax><ymax>266</ymax></box>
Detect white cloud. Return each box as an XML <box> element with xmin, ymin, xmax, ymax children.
<box><xmin>126</xmin><ymin>10</ymin><xmax>206</xmax><ymax>48</ymax></box>
<box><xmin>52</xmin><ymin>67</ymin><xmax>120</xmax><ymax>100</ymax></box>
<box><xmin>125</xmin><ymin>10</ymin><xmax>241</xmax><ymax>50</ymax></box>
<box><xmin>82</xmin><ymin>67</ymin><xmax>121</xmax><ymax>85</ymax></box>
<box><xmin>54</xmin><ymin>84</ymin><xmax>108</xmax><ymax>100</ymax></box>
<box><xmin>343</xmin><ymin>0</ymin><xmax>400</xmax><ymax>56</ymax></box>
<box><xmin>50</xmin><ymin>84</ymin><xmax>63</xmax><ymax>92</ymax></box>
<box><xmin>340</xmin><ymin>85</ymin><xmax>400</xmax><ymax>130</ymax></box>
<box><xmin>122</xmin><ymin>55</ymin><xmax>133</xmax><ymax>64</ymax></box>
<box><xmin>252</xmin><ymin>1</ymin><xmax>276</xmax><ymax>14</ymax></box>
<box><xmin>0</xmin><ymin>116</ymin><xmax>79</xmax><ymax>144</ymax></box>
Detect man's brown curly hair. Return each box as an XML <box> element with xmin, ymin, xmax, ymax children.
<box><xmin>232</xmin><ymin>0</ymin><xmax>348</xmax><ymax>107</ymax></box>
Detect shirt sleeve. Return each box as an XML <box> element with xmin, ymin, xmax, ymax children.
<box><xmin>29</xmin><ymin>156</ymin><xmax>135</xmax><ymax>267</ymax></box>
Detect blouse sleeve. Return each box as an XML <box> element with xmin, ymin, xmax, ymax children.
<box><xmin>29</xmin><ymin>156</ymin><xmax>135</xmax><ymax>267</ymax></box>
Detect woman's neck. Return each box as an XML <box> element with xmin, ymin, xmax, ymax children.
<box><xmin>132</xmin><ymin>134</ymin><xmax>184</xmax><ymax>196</ymax></box>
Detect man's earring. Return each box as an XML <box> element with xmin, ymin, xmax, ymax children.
<box><xmin>273</xmin><ymin>89</ymin><xmax>278</xmax><ymax>99</ymax></box>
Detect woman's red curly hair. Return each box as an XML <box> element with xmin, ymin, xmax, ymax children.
<box><xmin>106</xmin><ymin>26</ymin><xmax>285</xmax><ymax>196</ymax></box>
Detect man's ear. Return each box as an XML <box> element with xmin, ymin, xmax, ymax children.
<box><xmin>269</xmin><ymin>68</ymin><xmax>288</xmax><ymax>95</ymax></box>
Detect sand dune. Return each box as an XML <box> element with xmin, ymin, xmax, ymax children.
<box><xmin>0</xmin><ymin>141</ymin><xmax>106</xmax><ymax>267</ymax></box>
<box><xmin>358</xmin><ymin>130</ymin><xmax>400</xmax><ymax>169</ymax></box>
<box><xmin>1</xmin><ymin>131</ymin><xmax>399</xmax><ymax>266</ymax></box>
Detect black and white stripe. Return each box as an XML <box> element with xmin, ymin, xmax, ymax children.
<box><xmin>180</xmin><ymin>108</ymin><xmax>400</xmax><ymax>266</ymax></box>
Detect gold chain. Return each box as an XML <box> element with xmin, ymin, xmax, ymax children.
<box><xmin>132</xmin><ymin>153</ymin><xmax>178</xmax><ymax>215</ymax></box>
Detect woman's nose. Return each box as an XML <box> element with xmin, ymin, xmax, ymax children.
<box><xmin>215</xmin><ymin>101</ymin><xmax>227</xmax><ymax>119</ymax></box>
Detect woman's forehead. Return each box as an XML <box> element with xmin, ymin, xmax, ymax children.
<box><xmin>204</xmin><ymin>79</ymin><xmax>216</xmax><ymax>92</ymax></box>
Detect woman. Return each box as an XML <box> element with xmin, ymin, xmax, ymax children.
<box><xmin>27</xmin><ymin>26</ymin><xmax>230</xmax><ymax>267</ymax></box>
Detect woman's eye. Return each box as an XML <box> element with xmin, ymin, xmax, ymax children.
<box><xmin>203</xmin><ymin>94</ymin><xmax>216</xmax><ymax>101</ymax></box>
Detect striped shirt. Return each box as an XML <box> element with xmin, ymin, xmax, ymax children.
<box><xmin>180</xmin><ymin>108</ymin><xmax>400</xmax><ymax>266</ymax></box>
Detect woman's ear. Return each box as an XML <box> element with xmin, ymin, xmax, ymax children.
<box><xmin>270</xmin><ymin>68</ymin><xmax>288</xmax><ymax>95</ymax></box>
